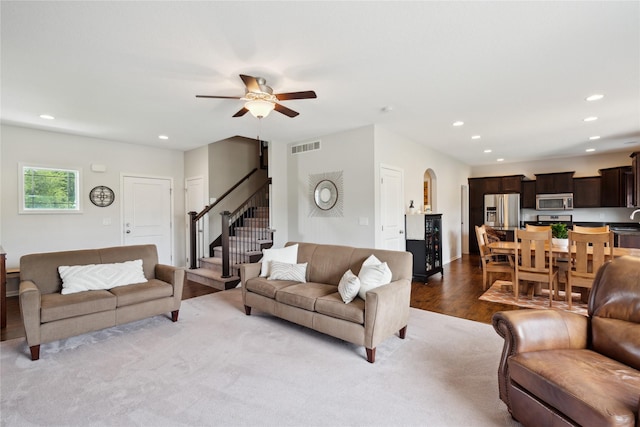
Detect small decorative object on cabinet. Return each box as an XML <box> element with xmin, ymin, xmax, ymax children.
<box><xmin>405</xmin><ymin>213</ymin><xmax>443</xmax><ymax>281</ymax></box>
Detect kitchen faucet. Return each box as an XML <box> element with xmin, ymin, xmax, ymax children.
<box><xmin>630</xmin><ymin>209</ymin><xmax>640</xmax><ymax>220</ymax></box>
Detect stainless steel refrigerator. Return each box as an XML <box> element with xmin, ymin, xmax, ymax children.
<box><xmin>484</xmin><ymin>194</ymin><xmax>520</xmax><ymax>229</ymax></box>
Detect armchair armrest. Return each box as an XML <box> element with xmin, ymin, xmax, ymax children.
<box><xmin>19</xmin><ymin>280</ymin><xmax>41</xmax><ymax>347</ymax></box>
<box><xmin>364</xmin><ymin>279</ymin><xmax>411</xmax><ymax>349</ymax></box>
<box><xmin>154</xmin><ymin>264</ymin><xmax>185</xmax><ymax>305</ymax></box>
<box><xmin>492</xmin><ymin>310</ymin><xmax>588</xmax><ymax>406</ymax></box>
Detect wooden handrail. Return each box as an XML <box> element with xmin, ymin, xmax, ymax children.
<box><xmin>191</xmin><ymin>168</ymin><xmax>258</xmax><ymax>222</ymax></box>
<box><xmin>188</xmin><ymin>167</ymin><xmax>259</xmax><ymax>269</ymax></box>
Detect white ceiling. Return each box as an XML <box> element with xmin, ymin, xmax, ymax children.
<box><xmin>2</xmin><ymin>1</ymin><xmax>639</xmax><ymax>167</ymax></box>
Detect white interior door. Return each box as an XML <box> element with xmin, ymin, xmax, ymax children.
<box><xmin>461</xmin><ymin>184</ymin><xmax>469</xmax><ymax>254</ymax></box>
<box><xmin>186</xmin><ymin>176</ymin><xmax>206</xmax><ymax>266</ymax></box>
<box><xmin>123</xmin><ymin>175</ymin><xmax>173</xmax><ymax>265</ymax></box>
<box><xmin>380</xmin><ymin>165</ymin><xmax>405</xmax><ymax>251</ymax></box>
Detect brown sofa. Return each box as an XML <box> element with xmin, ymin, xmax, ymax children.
<box><xmin>492</xmin><ymin>255</ymin><xmax>640</xmax><ymax>426</ymax></box>
<box><xmin>19</xmin><ymin>244</ymin><xmax>185</xmax><ymax>360</ymax></box>
<box><xmin>240</xmin><ymin>242</ymin><xmax>412</xmax><ymax>363</ymax></box>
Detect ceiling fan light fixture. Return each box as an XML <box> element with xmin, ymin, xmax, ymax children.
<box><xmin>245</xmin><ymin>99</ymin><xmax>275</xmax><ymax>118</ymax></box>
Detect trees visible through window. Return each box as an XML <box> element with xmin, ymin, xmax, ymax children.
<box><xmin>20</xmin><ymin>164</ymin><xmax>81</xmax><ymax>213</ymax></box>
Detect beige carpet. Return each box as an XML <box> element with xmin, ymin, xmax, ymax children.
<box><xmin>1</xmin><ymin>289</ymin><xmax>519</xmax><ymax>427</ymax></box>
<box><xmin>479</xmin><ymin>280</ymin><xmax>588</xmax><ymax>316</ymax></box>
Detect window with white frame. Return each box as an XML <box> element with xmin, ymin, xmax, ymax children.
<box><xmin>19</xmin><ymin>163</ymin><xmax>82</xmax><ymax>213</ymax></box>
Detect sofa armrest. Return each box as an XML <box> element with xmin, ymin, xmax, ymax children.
<box><xmin>364</xmin><ymin>279</ymin><xmax>411</xmax><ymax>349</ymax></box>
<box><xmin>240</xmin><ymin>262</ymin><xmax>262</xmax><ymax>288</ymax></box>
<box><xmin>492</xmin><ymin>310</ymin><xmax>588</xmax><ymax>407</ymax></box>
<box><xmin>19</xmin><ymin>280</ymin><xmax>41</xmax><ymax>347</ymax></box>
<box><xmin>155</xmin><ymin>264</ymin><xmax>185</xmax><ymax>306</ymax></box>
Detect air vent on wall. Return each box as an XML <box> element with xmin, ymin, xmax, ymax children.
<box><xmin>291</xmin><ymin>140</ymin><xmax>321</xmax><ymax>155</ymax></box>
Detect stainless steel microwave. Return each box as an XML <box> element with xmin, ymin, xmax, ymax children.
<box><xmin>536</xmin><ymin>193</ymin><xmax>573</xmax><ymax>210</ymax></box>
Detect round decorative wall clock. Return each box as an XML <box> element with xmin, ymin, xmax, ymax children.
<box><xmin>89</xmin><ymin>185</ymin><xmax>115</xmax><ymax>207</ymax></box>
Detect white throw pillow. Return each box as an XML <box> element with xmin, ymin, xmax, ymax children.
<box><xmin>59</xmin><ymin>259</ymin><xmax>147</xmax><ymax>295</ymax></box>
<box><xmin>338</xmin><ymin>269</ymin><xmax>361</xmax><ymax>304</ymax></box>
<box><xmin>260</xmin><ymin>244</ymin><xmax>299</xmax><ymax>277</ymax></box>
<box><xmin>268</xmin><ymin>261</ymin><xmax>307</xmax><ymax>282</ymax></box>
<box><xmin>357</xmin><ymin>255</ymin><xmax>393</xmax><ymax>300</ymax></box>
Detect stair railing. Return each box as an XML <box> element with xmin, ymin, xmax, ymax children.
<box><xmin>219</xmin><ymin>178</ymin><xmax>272</xmax><ymax>278</ymax></box>
<box><xmin>187</xmin><ymin>168</ymin><xmax>258</xmax><ymax>269</ymax></box>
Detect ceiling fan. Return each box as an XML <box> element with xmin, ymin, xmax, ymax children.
<box><xmin>196</xmin><ymin>74</ymin><xmax>317</xmax><ymax>119</ymax></box>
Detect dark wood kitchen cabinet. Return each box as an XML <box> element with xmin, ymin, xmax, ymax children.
<box><xmin>521</xmin><ymin>180</ymin><xmax>536</xmax><ymax>208</ymax></box>
<box><xmin>468</xmin><ymin>175</ymin><xmax>524</xmax><ymax>254</ymax></box>
<box><xmin>573</xmin><ymin>176</ymin><xmax>601</xmax><ymax>208</ymax></box>
<box><xmin>535</xmin><ymin>172</ymin><xmax>574</xmax><ymax>194</ymax></box>
<box><xmin>600</xmin><ymin>166</ymin><xmax>633</xmax><ymax>207</ymax></box>
<box><xmin>632</xmin><ymin>152</ymin><xmax>640</xmax><ymax>207</ymax></box>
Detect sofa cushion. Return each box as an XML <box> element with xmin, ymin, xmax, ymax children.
<box><xmin>316</xmin><ymin>292</ymin><xmax>365</xmax><ymax>324</ymax></box>
<box><xmin>509</xmin><ymin>349</ymin><xmax>640</xmax><ymax>427</ymax></box>
<box><xmin>338</xmin><ymin>269</ymin><xmax>361</xmax><ymax>303</ymax></box>
<box><xmin>358</xmin><ymin>255</ymin><xmax>392</xmax><ymax>300</ymax></box>
<box><xmin>275</xmin><ymin>282</ymin><xmax>337</xmax><ymax>311</ymax></box>
<box><xmin>108</xmin><ymin>279</ymin><xmax>173</xmax><ymax>307</ymax></box>
<box><xmin>58</xmin><ymin>259</ymin><xmax>147</xmax><ymax>295</ymax></box>
<box><xmin>260</xmin><ymin>244</ymin><xmax>299</xmax><ymax>277</ymax></box>
<box><xmin>268</xmin><ymin>261</ymin><xmax>307</xmax><ymax>282</ymax></box>
<box><xmin>41</xmin><ymin>290</ymin><xmax>117</xmax><ymax>323</ymax></box>
<box><xmin>245</xmin><ymin>277</ymin><xmax>299</xmax><ymax>299</ymax></box>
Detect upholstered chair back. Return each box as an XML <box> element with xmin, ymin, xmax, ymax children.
<box><xmin>589</xmin><ymin>256</ymin><xmax>640</xmax><ymax>370</ymax></box>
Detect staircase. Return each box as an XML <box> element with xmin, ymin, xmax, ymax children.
<box><xmin>186</xmin><ymin>176</ymin><xmax>273</xmax><ymax>290</ymax></box>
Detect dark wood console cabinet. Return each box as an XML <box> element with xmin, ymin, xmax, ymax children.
<box><xmin>406</xmin><ymin>214</ymin><xmax>443</xmax><ymax>281</ymax></box>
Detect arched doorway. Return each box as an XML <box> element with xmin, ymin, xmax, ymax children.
<box><xmin>423</xmin><ymin>169</ymin><xmax>436</xmax><ymax>213</ymax></box>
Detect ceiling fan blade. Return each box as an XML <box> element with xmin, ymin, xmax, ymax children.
<box><xmin>274</xmin><ymin>103</ymin><xmax>299</xmax><ymax>118</ymax></box>
<box><xmin>275</xmin><ymin>91</ymin><xmax>317</xmax><ymax>101</ymax></box>
<box><xmin>240</xmin><ymin>74</ymin><xmax>261</xmax><ymax>93</ymax></box>
<box><xmin>233</xmin><ymin>107</ymin><xmax>249</xmax><ymax>117</ymax></box>
<box><xmin>196</xmin><ymin>95</ymin><xmax>242</xmax><ymax>99</ymax></box>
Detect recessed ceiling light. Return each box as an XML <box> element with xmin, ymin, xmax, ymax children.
<box><xmin>39</xmin><ymin>114</ymin><xmax>55</xmax><ymax>120</ymax></box>
<box><xmin>452</xmin><ymin>121</ymin><xmax>464</xmax><ymax>127</ymax></box>
<box><xmin>158</xmin><ymin>135</ymin><xmax>169</xmax><ymax>140</ymax></box>
<box><xmin>497</xmin><ymin>158</ymin><xmax>504</xmax><ymax>162</ymax></box>
<box><xmin>586</xmin><ymin>148</ymin><xmax>596</xmax><ymax>152</ymax></box>
<box><xmin>483</xmin><ymin>149</ymin><xmax>492</xmax><ymax>153</ymax></box>
<box><xmin>586</xmin><ymin>94</ymin><xmax>604</xmax><ymax>102</ymax></box>
<box><xmin>589</xmin><ymin>136</ymin><xmax>601</xmax><ymax>140</ymax></box>
<box><xmin>584</xmin><ymin>116</ymin><xmax>598</xmax><ymax>122</ymax></box>
<box><xmin>471</xmin><ymin>135</ymin><xmax>481</xmax><ymax>140</ymax></box>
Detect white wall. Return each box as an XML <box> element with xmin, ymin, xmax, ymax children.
<box><xmin>286</xmin><ymin>126</ymin><xmax>376</xmax><ymax>247</ymax></box>
<box><xmin>1</xmin><ymin>125</ymin><xmax>185</xmax><ymax>274</ymax></box>
<box><xmin>374</xmin><ymin>126</ymin><xmax>471</xmax><ymax>263</ymax></box>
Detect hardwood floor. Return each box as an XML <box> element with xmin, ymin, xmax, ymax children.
<box><xmin>0</xmin><ymin>254</ymin><xmax>520</xmax><ymax>342</ymax></box>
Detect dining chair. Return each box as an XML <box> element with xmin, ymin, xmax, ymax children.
<box><xmin>475</xmin><ymin>225</ymin><xmax>514</xmax><ymax>290</ymax></box>
<box><xmin>514</xmin><ymin>229</ymin><xmax>557</xmax><ymax>306</ymax></box>
<box><xmin>525</xmin><ymin>224</ymin><xmax>551</xmax><ymax>232</ymax></box>
<box><xmin>566</xmin><ymin>230</ymin><xmax>614</xmax><ymax>309</ymax></box>
<box><xmin>572</xmin><ymin>225</ymin><xmax>610</xmax><ymax>233</ymax></box>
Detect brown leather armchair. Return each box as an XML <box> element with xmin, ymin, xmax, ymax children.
<box><xmin>492</xmin><ymin>256</ymin><xmax>640</xmax><ymax>427</ymax></box>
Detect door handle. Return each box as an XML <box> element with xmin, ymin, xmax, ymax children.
<box><xmin>126</xmin><ymin>230</ymin><xmax>131</xmax><ymax>234</ymax></box>
<box><xmin>399</xmin><ymin>230</ymin><xmax>404</xmax><ymax>234</ymax></box>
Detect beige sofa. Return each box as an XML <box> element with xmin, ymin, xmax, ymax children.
<box><xmin>240</xmin><ymin>242</ymin><xmax>412</xmax><ymax>363</ymax></box>
<box><xmin>19</xmin><ymin>244</ymin><xmax>185</xmax><ymax>360</ymax></box>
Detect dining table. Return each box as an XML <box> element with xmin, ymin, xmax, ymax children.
<box><xmin>487</xmin><ymin>241</ymin><xmax>640</xmax><ymax>258</ymax></box>
<box><xmin>487</xmin><ymin>240</ymin><xmax>640</xmax><ymax>301</ymax></box>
